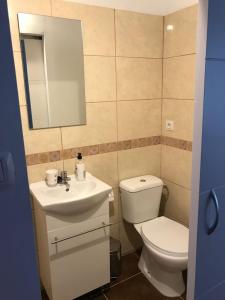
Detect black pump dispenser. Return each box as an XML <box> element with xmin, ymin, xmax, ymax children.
<box><xmin>75</xmin><ymin>152</ymin><xmax>85</xmax><ymax>180</ymax></box>
<box><xmin>77</xmin><ymin>152</ymin><xmax>82</xmax><ymax>160</ymax></box>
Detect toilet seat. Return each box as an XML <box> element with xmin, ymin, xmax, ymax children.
<box><xmin>140</xmin><ymin>217</ymin><xmax>189</xmax><ymax>258</ymax></box>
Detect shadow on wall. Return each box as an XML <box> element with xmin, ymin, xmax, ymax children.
<box><xmin>122</xmin><ymin>220</ymin><xmax>143</xmax><ymax>253</ymax></box>
<box><xmin>159</xmin><ymin>185</ymin><xmax>170</xmax><ymax>217</ymax></box>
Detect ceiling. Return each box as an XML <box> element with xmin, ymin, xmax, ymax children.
<box><xmin>65</xmin><ymin>0</ymin><xmax>198</xmax><ymax>15</ymax></box>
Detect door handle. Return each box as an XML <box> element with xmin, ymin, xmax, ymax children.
<box><xmin>205</xmin><ymin>189</ymin><xmax>219</xmax><ymax>235</ymax></box>
<box><xmin>0</xmin><ymin>152</ymin><xmax>15</xmax><ymax>185</ymax></box>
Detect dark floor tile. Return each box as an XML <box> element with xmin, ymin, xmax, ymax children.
<box><xmin>107</xmin><ymin>273</ymin><xmax>164</xmax><ymax>300</ymax></box>
<box><xmin>41</xmin><ymin>289</ymin><xmax>49</xmax><ymax>300</ymax></box>
<box><xmin>110</xmin><ymin>252</ymin><xmax>140</xmax><ymax>286</ymax></box>
<box><xmin>76</xmin><ymin>289</ymin><xmax>105</xmax><ymax>300</ymax></box>
<box><xmin>181</xmin><ymin>293</ymin><xmax>186</xmax><ymax>300</ymax></box>
<box><xmin>182</xmin><ymin>270</ymin><xmax>187</xmax><ymax>288</ymax></box>
<box><xmin>106</xmin><ymin>273</ymin><xmax>183</xmax><ymax>300</ymax></box>
<box><xmin>181</xmin><ymin>270</ymin><xmax>187</xmax><ymax>299</ymax></box>
<box><xmin>135</xmin><ymin>247</ymin><xmax>142</xmax><ymax>257</ymax></box>
<box><xmin>41</xmin><ymin>287</ymin><xmax>105</xmax><ymax>300</ymax></box>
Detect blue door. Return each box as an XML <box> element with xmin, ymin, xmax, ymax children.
<box><xmin>189</xmin><ymin>0</ymin><xmax>225</xmax><ymax>299</ymax></box>
<box><xmin>0</xmin><ymin>1</ymin><xmax>41</xmax><ymax>299</ymax></box>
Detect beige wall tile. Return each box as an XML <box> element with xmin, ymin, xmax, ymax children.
<box><xmin>118</xmin><ymin>145</ymin><xmax>161</xmax><ymax>180</ymax></box>
<box><xmin>163</xmin><ymin>179</ymin><xmax>191</xmax><ymax>227</ymax></box>
<box><xmin>27</xmin><ymin>160</ymin><xmax>63</xmax><ymax>183</ymax></box>
<box><xmin>161</xmin><ymin>145</ymin><xmax>192</xmax><ymax>189</ymax></box>
<box><xmin>161</xmin><ymin>6</ymin><xmax>196</xmax><ymax>232</ymax></box>
<box><xmin>118</xmin><ymin>100</ymin><xmax>161</xmax><ymax>141</ymax></box>
<box><xmin>162</xmin><ymin>99</ymin><xmax>194</xmax><ymax>141</ymax></box>
<box><xmin>85</xmin><ymin>152</ymin><xmax>118</xmax><ymax>188</ymax></box>
<box><xmin>20</xmin><ymin>106</ymin><xmax>62</xmax><ymax>155</ymax></box>
<box><xmin>163</xmin><ymin>55</ymin><xmax>196</xmax><ymax>99</ymax></box>
<box><xmin>13</xmin><ymin>51</ymin><xmax>26</xmax><ymax>106</ymax></box>
<box><xmin>52</xmin><ymin>0</ymin><xmax>115</xmax><ymax>56</ymax></box>
<box><xmin>115</xmin><ymin>10</ymin><xmax>163</xmax><ymax>58</ymax></box>
<box><xmin>164</xmin><ymin>5</ymin><xmax>198</xmax><ymax>58</ymax></box>
<box><xmin>117</xmin><ymin>57</ymin><xmax>162</xmax><ymax>100</ymax></box>
<box><xmin>84</xmin><ymin>56</ymin><xmax>116</xmax><ymax>102</ymax></box>
<box><xmin>61</xmin><ymin>102</ymin><xmax>117</xmax><ymax>148</ymax></box>
<box><xmin>7</xmin><ymin>0</ymin><xmax>51</xmax><ymax>52</ymax></box>
<box><xmin>63</xmin><ymin>151</ymin><xmax>118</xmax><ymax>188</ymax></box>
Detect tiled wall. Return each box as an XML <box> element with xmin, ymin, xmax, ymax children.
<box><xmin>162</xmin><ymin>5</ymin><xmax>198</xmax><ymax>226</ymax></box>
<box><xmin>7</xmin><ymin>0</ymin><xmax>197</xmax><ymax>253</ymax></box>
<box><xmin>8</xmin><ymin>0</ymin><xmax>163</xmax><ymax>254</ymax></box>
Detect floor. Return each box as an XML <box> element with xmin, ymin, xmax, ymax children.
<box><xmin>42</xmin><ymin>252</ymin><xmax>186</xmax><ymax>300</ymax></box>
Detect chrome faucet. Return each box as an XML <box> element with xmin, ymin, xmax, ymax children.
<box><xmin>57</xmin><ymin>171</ymin><xmax>71</xmax><ymax>191</ymax></box>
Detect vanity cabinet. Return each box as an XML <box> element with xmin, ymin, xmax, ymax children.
<box><xmin>33</xmin><ymin>198</ymin><xmax>110</xmax><ymax>300</ymax></box>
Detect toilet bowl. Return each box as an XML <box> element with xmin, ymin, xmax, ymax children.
<box><xmin>134</xmin><ymin>216</ymin><xmax>188</xmax><ymax>297</ymax></box>
<box><xmin>119</xmin><ymin>175</ymin><xmax>189</xmax><ymax>298</ymax></box>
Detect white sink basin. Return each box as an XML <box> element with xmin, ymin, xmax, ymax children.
<box><xmin>30</xmin><ymin>172</ymin><xmax>112</xmax><ymax>215</ymax></box>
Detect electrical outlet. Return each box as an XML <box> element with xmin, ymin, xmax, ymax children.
<box><xmin>166</xmin><ymin>120</ymin><xmax>174</xmax><ymax>131</ymax></box>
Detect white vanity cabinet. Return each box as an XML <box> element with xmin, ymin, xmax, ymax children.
<box><xmin>33</xmin><ymin>195</ymin><xmax>110</xmax><ymax>300</ymax></box>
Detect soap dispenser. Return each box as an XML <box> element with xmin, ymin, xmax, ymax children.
<box><xmin>75</xmin><ymin>152</ymin><xmax>86</xmax><ymax>181</ymax></box>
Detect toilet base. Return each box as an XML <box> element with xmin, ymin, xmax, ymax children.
<box><xmin>138</xmin><ymin>247</ymin><xmax>185</xmax><ymax>298</ymax></box>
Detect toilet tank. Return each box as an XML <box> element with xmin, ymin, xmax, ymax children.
<box><xmin>119</xmin><ymin>175</ymin><xmax>163</xmax><ymax>224</ymax></box>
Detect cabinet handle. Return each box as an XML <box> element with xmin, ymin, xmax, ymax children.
<box><xmin>205</xmin><ymin>189</ymin><xmax>219</xmax><ymax>235</ymax></box>
<box><xmin>52</xmin><ymin>222</ymin><xmax>113</xmax><ymax>244</ymax></box>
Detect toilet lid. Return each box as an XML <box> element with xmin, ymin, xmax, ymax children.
<box><xmin>141</xmin><ymin>217</ymin><xmax>189</xmax><ymax>257</ymax></box>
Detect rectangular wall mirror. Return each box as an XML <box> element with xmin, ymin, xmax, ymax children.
<box><xmin>18</xmin><ymin>13</ymin><xmax>86</xmax><ymax>129</ymax></box>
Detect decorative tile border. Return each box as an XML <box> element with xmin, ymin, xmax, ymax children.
<box><xmin>26</xmin><ymin>135</ymin><xmax>192</xmax><ymax>166</ymax></box>
<box><xmin>161</xmin><ymin>136</ymin><xmax>192</xmax><ymax>151</ymax></box>
<box><xmin>26</xmin><ymin>151</ymin><xmax>61</xmax><ymax>166</ymax></box>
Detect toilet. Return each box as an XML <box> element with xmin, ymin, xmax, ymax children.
<box><xmin>119</xmin><ymin>175</ymin><xmax>189</xmax><ymax>298</ymax></box>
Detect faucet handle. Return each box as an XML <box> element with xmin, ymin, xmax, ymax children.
<box><xmin>61</xmin><ymin>170</ymin><xmax>67</xmax><ymax>179</ymax></box>
<box><xmin>60</xmin><ymin>170</ymin><xmax>71</xmax><ymax>181</ymax></box>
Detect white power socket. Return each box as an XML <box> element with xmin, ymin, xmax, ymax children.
<box><xmin>166</xmin><ymin>120</ymin><xmax>174</xmax><ymax>131</ymax></box>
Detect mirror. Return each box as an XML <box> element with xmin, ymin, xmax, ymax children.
<box><xmin>18</xmin><ymin>13</ymin><xmax>86</xmax><ymax>129</ymax></box>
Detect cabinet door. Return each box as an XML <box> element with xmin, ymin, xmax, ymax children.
<box><xmin>190</xmin><ymin>1</ymin><xmax>225</xmax><ymax>299</ymax></box>
<box><xmin>206</xmin><ymin>0</ymin><xmax>225</xmax><ymax>59</ymax></box>
<box><xmin>51</xmin><ymin>227</ymin><xmax>110</xmax><ymax>300</ymax></box>
<box><xmin>195</xmin><ymin>186</ymin><xmax>225</xmax><ymax>298</ymax></box>
<box><xmin>200</xmin><ymin>60</ymin><xmax>225</xmax><ymax>192</ymax></box>
<box><xmin>49</xmin><ymin>215</ymin><xmax>110</xmax><ymax>300</ymax></box>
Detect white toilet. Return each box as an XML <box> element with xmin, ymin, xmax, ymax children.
<box><xmin>119</xmin><ymin>175</ymin><xmax>189</xmax><ymax>298</ymax></box>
